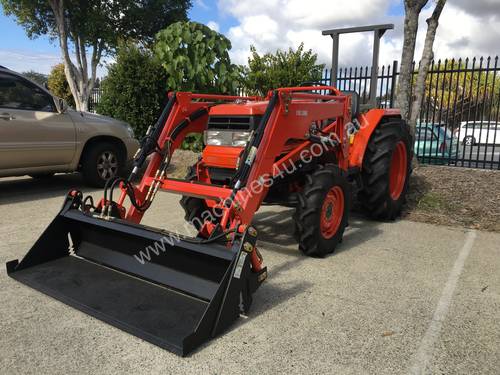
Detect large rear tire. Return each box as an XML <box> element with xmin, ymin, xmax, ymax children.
<box><xmin>358</xmin><ymin>119</ymin><xmax>412</xmax><ymax>220</ymax></box>
<box><xmin>294</xmin><ymin>165</ymin><xmax>350</xmax><ymax>257</ymax></box>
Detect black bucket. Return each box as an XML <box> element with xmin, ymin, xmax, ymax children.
<box><xmin>6</xmin><ymin>193</ymin><xmax>266</xmax><ymax>356</ymax></box>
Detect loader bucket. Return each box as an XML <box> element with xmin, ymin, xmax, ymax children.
<box><xmin>6</xmin><ymin>193</ymin><xmax>266</xmax><ymax>356</ymax></box>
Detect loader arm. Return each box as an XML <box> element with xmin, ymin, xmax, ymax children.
<box><xmin>117</xmin><ymin>88</ymin><xmax>351</xmax><ymax>247</ymax></box>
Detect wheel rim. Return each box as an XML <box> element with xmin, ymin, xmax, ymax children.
<box><xmin>320</xmin><ymin>186</ymin><xmax>344</xmax><ymax>239</ymax></box>
<box><xmin>389</xmin><ymin>141</ymin><xmax>408</xmax><ymax>200</ymax></box>
<box><xmin>97</xmin><ymin>151</ymin><xmax>118</xmax><ymax>180</ymax></box>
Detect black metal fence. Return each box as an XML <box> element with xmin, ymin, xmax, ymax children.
<box><xmin>89</xmin><ymin>88</ymin><xmax>103</xmax><ymax>113</ymax></box>
<box><xmin>320</xmin><ymin>56</ymin><xmax>500</xmax><ymax>169</ymax></box>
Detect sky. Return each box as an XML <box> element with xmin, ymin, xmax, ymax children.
<box><xmin>0</xmin><ymin>0</ymin><xmax>499</xmax><ymax>76</ymax></box>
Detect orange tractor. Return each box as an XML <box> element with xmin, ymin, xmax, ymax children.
<box><xmin>7</xmin><ymin>24</ymin><xmax>411</xmax><ymax>355</ymax></box>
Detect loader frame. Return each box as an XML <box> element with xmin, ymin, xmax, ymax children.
<box><xmin>111</xmin><ymin>87</ymin><xmax>356</xmax><ymax>271</ymax></box>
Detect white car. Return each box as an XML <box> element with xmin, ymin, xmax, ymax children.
<box><xmin>457</xmin><ymin>121</ymin><xmax>500</xmax><ymax>146</ymax></box>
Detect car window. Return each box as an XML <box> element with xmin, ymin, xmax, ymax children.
<box><xmin>0</xmin><ymin>73</ymin><xmax>55</xmax><ymax>112</ymax></box>
<box><xmin>416</xmin><ymin>128</ymin><xmax>436</xmax><ymax>141</ymax></box>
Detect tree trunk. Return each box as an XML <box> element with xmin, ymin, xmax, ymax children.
<box><xmin>409</xmin><ymin>0</ymin><xmax>447</xmax><ymax>131</ymax></box>
<box><xmin>396</xmin><ymin>0</ymin><xmax>430</xmax><ymax>133</ymax></box>
<box><xmin>48</xmin><ymin>0</ymin><xmax>99</xmax><ymax>112</ymax></box>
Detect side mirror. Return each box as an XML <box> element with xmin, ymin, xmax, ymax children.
<box><xmin>55</xmin><ymin>97</ymin><xmax>67</xmax><ymax>113</ymax></box>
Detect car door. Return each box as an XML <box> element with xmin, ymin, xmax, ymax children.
<box><xmin>415</xmin><ymin>127</ymin><xmax>438</xmax><ymax>158</ymax></box>
<box><xmin>0</xmin><ymin>72</ymin><xmax>76</xmax><ymax>170</ymax></box>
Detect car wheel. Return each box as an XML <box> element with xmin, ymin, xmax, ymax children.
<box><xmin>82</xmin><ymin>142</ymin><xmax>124</xmax><ymax>187</ymax></box>
<box><xmin>463</xmin><ymin>136</ymin><xmax>475</xmax><ymax>146</ymax></box>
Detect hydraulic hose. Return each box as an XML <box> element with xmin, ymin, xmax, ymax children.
<box><xmin>228</xmin><ymin>90</ymin><xmax>279</xmax><ymax>204</ymax></box>
<box><xmin>128</xmin><ymin>92</ymin><xmax>177</xmax><ymax>180</ymax></box>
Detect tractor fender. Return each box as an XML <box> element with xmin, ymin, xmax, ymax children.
<box><xmin>348</xmin><ymin>108</ymin><xmax>401</xmax><ymax>168</ymax></box>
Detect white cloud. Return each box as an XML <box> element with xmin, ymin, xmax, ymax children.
<box><xmin>207</xmin><ymin>21</ymin><xmax>220</xmax><ymax>32</ymax></box>
<box><xmin>218</xmin><ymin>0</ymin><xmax>500</xmax><ymax>69</ymax></box>
<box><xmin>431</xmin><ymin>2</ymin><xmax>500</xmax><ymax>60</ymax></box>
<box><xmin>195</xmin><ymin>0</ymin><xmax>210</xmax><ymax>10</ymax></box>
<box><xmin>219</xmin><ymin>0</ymin><xmax>398</xmax><ymax>66</ymax></box>
<box><xmin>0</xmin><ymin>49</ymin><xmax>109</xmax><ymax>77</ymax></box>
<box><xmin>0</xmin><ymin>50</ymin><xmax>61</xmax><ymax>74</ymax></box>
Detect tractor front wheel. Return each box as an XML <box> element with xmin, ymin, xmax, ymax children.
<box><xmin>358</xmin><ymin>120</ymin><xmax>412</xmax><ymax>220</ymax></box>
<box><xmin>294</xmin><ymin>165</ymin><xmax>350</xmax><ymax>257</ymax></box>
<box><xmin>180</xmin><ymin>165</ymin><xmax>210</xmax><ymax>230</ymax></box>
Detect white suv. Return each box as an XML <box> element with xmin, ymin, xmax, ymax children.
<box><xmin>457</xmin><ymin>121</ymin><xmax>500</xmax><ymax>146</ymax></box>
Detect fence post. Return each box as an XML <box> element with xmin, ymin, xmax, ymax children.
<box><xmin>389</xmin><ymin>60</ymin><xmax>398</xmax><ymax>108</ymax></box>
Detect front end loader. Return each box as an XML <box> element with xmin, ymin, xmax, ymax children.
<box><xmin>7</xmin><ymin>24</ymin><xmax>412</xmax><ymax>356</ymax></box>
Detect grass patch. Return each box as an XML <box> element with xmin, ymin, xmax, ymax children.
<box><xmin>417</xmin><ymin>192</ymin><xmax>455</xmax><ymax>211</ymax></box>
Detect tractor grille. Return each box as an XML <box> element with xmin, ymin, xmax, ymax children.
<box><xmin>207</xmin><ymin>116</ymin><xmax>262</xmax><ymax>130</ymax></box>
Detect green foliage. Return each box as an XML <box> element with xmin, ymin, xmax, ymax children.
<box><xmin>47</xmin><ymin>63</ymin><xmax>75</xmax><ymax>107</ymax></box>
<box><xmin>21</xmin><ymin>70</ymin><xmax>48</xmax><ymax>86</ymax></box>
<box><xmin>154</xmin><ymin>21</ymin><xmax>239</xmax><ymax>93</ymax></box>
<box><xmin>118</xmin><ymin>0</ymin><xmax>191</xmax><ymax>46</ymax></box>
<box><xmin>97</xmin><ymin>44</ymin><xmax>168</xmax><ymax>138</ymax></box>
<box><xmin>181</xmin><ymin>133</ymin><xmax>203</xmax><ymax>152</ymax></box>
<box><xmin>1</xmin><ymin>0</ymin><xmax>189</xmax><ymax>111</ymax></box>
<box><xmin>241</xmin><ymin>43</ymin><xmax>325</xmax><ymax>96</ymax></box>
<box><xmin>1</xmin><ymin>0</ymin><xmax>190</xmax><ymax>49</ymax></box>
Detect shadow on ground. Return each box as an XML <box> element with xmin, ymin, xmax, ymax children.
<box><xmin>253</xmin><ymin>207</ymin><xmax>384</xmax><ymax>259</ymax></box>
<box><xmin>0</xmin><ymin>174</ymin><xmax>94</xmax><ymax>205</ymax></box>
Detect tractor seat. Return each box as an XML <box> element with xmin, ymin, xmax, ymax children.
<box><xmin>342</xmin><ymin>90</ymin><xmax>360</xmax><ymax>119</ymax></box>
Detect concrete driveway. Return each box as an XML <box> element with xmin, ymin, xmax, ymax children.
<box><xmin>1</xmin><ymin>175</ymin><xmax>499</xmax><ymax>374</ymax></box>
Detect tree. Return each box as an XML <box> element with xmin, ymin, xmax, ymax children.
<box><xmin>154</xmin><ymin>21</ymin><xmax>240</xmax><ymax>94</ymax></box>
<box><xmin>47</xmin><ymin>63</ymin><xmax>75</xmax><ymax>107</ymax></box>
<box><xmin>1</xmin><ymin>0</ymin><xmax>190</xmax><ymax>111</ymax></box>
<box><xmin>409</xmin><ymin>0</ymin><xmax>447</xmax><ymax>131</ymax></box>
<box><xmin>21</xmin><ymin>70</ymin><xmax>47</xmax><ymax>86</ymax></box>
<box><xmin>241</xmin><ymin>43</ymin><xmax>325</xmax><ymax>96</ymax></box>
<box><xmin>97</xmin><ymin>44</ymin><xmax>168</xmax><ymax>138</ymax></box>
<box><xmin>396</xmin><ymin>0</ymin><xmax>447</xmax><ymax>136</ymax></box>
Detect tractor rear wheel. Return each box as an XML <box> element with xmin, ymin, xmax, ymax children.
<box><xmin>358</xmin><ymin>120</ymin><xmax>412</xmax><ymax>220</ymax></box>
<box><xmin>294</xmin><ymin>165</ymin><xmax>350</xmax><ymax>257</ymax></box>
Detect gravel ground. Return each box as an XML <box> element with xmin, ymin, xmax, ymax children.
<box><xmin>403</xmin><ymin>165</ymin><xmax>500</xmax><ymax>232</ymax></box>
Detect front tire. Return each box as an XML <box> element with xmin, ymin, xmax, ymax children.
<box><xmin>81</xmin><ymin>142</ymin><xmax>124</xmax><ymax>188</ymax></box>
<box><xmin>180</xmin><ymin>165</ymin><xmax>218</xmax><ymax>230</ymax></box>
<box><xmin>358</xmin><ymin>120</ymin><xmax>412</xmax><ymax>220</ymax></box>
<box><xmin>294</xmin><ymin>165</ymin><xmax>350</xmax><ymax>257</ymax></box>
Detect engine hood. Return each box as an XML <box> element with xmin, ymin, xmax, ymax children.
<box><xmin>209</xmin><ymin>101</ymin><xmax>268</xmax><ymax>116</ymax></box>
<box><xmin>69</xmin><ymin>109</ymin><xmax>129</xmax><ymax>128</ymax></box>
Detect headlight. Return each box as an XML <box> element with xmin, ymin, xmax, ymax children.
<box><xmin>232</xmin><ymin>131</ymin><xmax>251</xmax><ymax>147</ymax></box>
<box><xmin>205</xmin><ymin>130</ymin><xmax>224</xmax><ymax>145</ymax></box>
<box><xmin>204</xmin><ymin>130</ymin><xmax>250</xmax><ymax>147</ymax></box>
